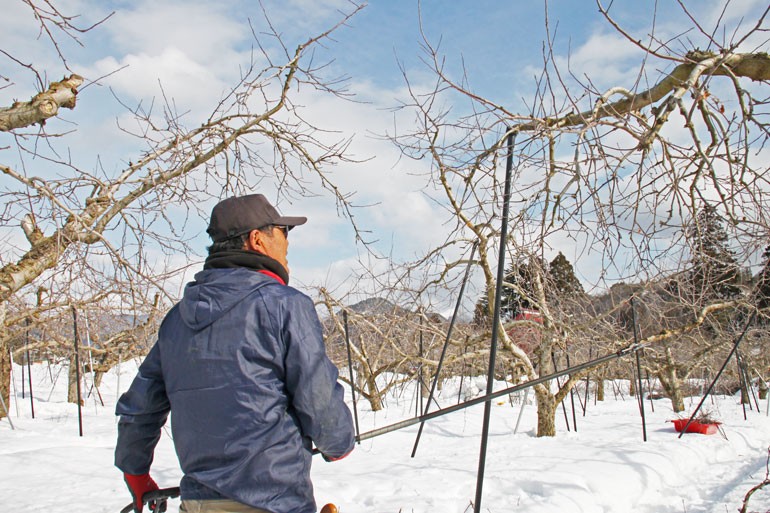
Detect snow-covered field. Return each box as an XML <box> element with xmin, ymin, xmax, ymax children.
<box><xmin>2</xmin><ymin>360</ymin><xmax>769</xmax><ymax>513</ymax></box>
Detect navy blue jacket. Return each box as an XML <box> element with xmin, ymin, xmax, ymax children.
<box><xmin>115</xmin><ymin>267</ymin><xmax>355</xmax><ymax>513</ymax></box>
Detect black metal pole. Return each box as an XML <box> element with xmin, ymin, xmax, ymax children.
<box><xmin>474</xmin><ymin>131</ymin><xmax>515</xmax><ymax>513</ymax></box>
<box><xmin>582</xmin><ymin>344</ymin><xmax>592</xmax><ymax>416</ymax></box>
<box><xmin>735</xmin><ymin>350</ymin><xmax>749</xmax><ymax>419</ymax></box>
<box><xmin>416</xmin><ymin>311</ymin><xmax>423</xmax><ymax>417</ymax></box>
<box><xmin>21</xmin><ymin>350</ymin><xmax>25</xmax><ymax>400</ymax></box>
<box><xmin>551</xmin><ymin>352</ymin><xmax>571</xmax><ymax>432</ymax></box>
<box><xmin>554</xmin><ymin>352</ymin><xmax>580</xmax><ymax>433</ymax></box>
<box><xmin>411</xmin><ymin>242</ymin><xmax>477</xmax><ymax>457</ymax></box>
<box><xmin>678</xmin><ymin>311</ymin><xmax>755</xmax><ymax>438</ymax></box>
<box><xmin>347</xmin><ymin>340</ymin><xmax>645</xmax><ymax>446</ymax></box>
<box><xmin>457</xmin><ymin>345</ymin><xmax>466</xmax><ymax>405</ymax></box>
<box><xmin>71</xmin><ymin>307</ymin><xmax>83</xmax><ymax>437</ymax></box>
<box><xmin>646</xmin><ymin>370</ymin><xmax>655</xmax><ymax>412</ymax></box>
<box><xmin>736</xmin><ymin>349</ymin><xmax>760</xmax><ymax>414</ymax></box>
<box><xmin>25</xmin><ymin>319</ymin><xmax>34</xmax><ymax>419</ymax></box>
<box><xmin>631</xmin><ymin>297</ymin><xmax>647</xmax><ymax>442</ymax></box>
<box><xmin>343</xmin><ymin>311</ymin><xmax>360</xmax><ymax>443</ymax></box>
<box><xmin>745</xmin><ymin>358</ymin><xmax>761</xmax><ymax>414</ymax></box>
<box><xmin>88</xmin><ymin>381</ymin><xmax>106</xmax><ymax>407</ymax></box>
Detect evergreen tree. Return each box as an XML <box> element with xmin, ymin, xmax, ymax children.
<box><xmin>685</xmin><ymin>204</ymin><xmax>741</xmax><ymax>301</ymax></box>
<box><xmin>548</xmin><ymin>252</ymin><xmax>584</xmax><ymax>299</ymax></box>
<box><xmin>474</xmin><ymin>253</ymin><xmax>583</xmax><ymax>323</ymax></box>
<box><xmin>500</xmin><ymin>257</ymin><xmax>546</xmax><ymax>319</ymax></box>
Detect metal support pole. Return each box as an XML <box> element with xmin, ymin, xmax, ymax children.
<box><xmin>343</xmin><ymin>311</ymin><xmax>360</xmax><ymax>443</ymax></box>
<box><xmin>551</xmin><ymin>352</ymin><xmax>571</xmax><ymax>432</ymax></box>
<box><xmin>735</xmin><ymin>349</ymin><xmax>749</xmax><ymax>419</ymax></box>
<box><xmin>457</xmin><ymin>354</ymin><xmax>466</xmax><ymax>405</ymax></box>
<box><xmin>631</xmin><ymin>297</ymin><xmax>647</xmax><ymax>441</ymax></box>
<box><xmin>9</xmin><ymin>349</ymin><xmax>20</xmax><ymax>417</ymax></box>
<box><xmin>21</xmin><ymin>350</ymin><xmax>25</xmax><ymax>400</ymax></box>
<box><xmin>26</xmin><ymin>320</ymin><xmax>35</xmax><ymax>419</ymax></box>
<box><xmin>565</xmin><ymin>353</ymin><xmax>577</xmax><ymax>432</ymax></box>
<box><xmin>346</xmin><ymin>339</ymin><xmax>646</xmax><ymax>447</ymax></box>
<box><xmin>646</xmin><ymin>370</ymin><xmax>655</xmax><ymax>412</ymax></box>
<box><xmin>474</xmin><ymin>131</ymin><xmax>515</xmax><ymax>513</ymax></box>
<box><xmin>418</xmin><ymin>310</ymin><xmax>424</xmax><ymax>416</ymax></box>
<box><xmin>678</xmin><ymin>311</ymin><xmax>755</xmax><ymax>438</ymax></box>
<box><xmin>582</xmin><ymin>344</ymin><xmax>592</xmax><ymax>416</ymax></box>
<box><xmin>411</xmin><ymin>242</ymin><xmax>477</xmax><ymax>457</ymax></box>
<box><xmin>513</xmin><ymin>388</ymin><xmax>529</xmax><ymax>434</ymax></box>
<box><xmin>736</xmin><ymin>350</ymin><xmax>760</xmax><ymax>414</ymax></box>
<box><xmin>84</xmin><ymin>313</ymin><xmax>105</xmax><ymax>408</ymax></box>
<box><xmin>71</xmin><ymin>306</ymin><xmax>84</xmax><ymax>437</ymax></box>
<box><xmin>116</xmin><ymin>354</ymin><xmax>123</xmax><ymax>424</ymax></box>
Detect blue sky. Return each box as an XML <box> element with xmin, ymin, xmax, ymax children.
<box><xmin>2</xmin><ymin>0</ymin><xmax>767</xmax><ymax>311</ymax></box>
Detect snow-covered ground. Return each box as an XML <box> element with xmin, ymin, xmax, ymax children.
<box><xmin>2</xmin><ymin>360</ymin><xmax>769</xmax><ymax>513</ymax></box>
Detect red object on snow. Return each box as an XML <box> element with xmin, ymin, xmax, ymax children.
<box><xmin>671</xmin><ymin>418</ymin><xmax>720</xmax><ymax>435</ymax></box>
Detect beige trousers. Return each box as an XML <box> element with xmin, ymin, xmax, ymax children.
<box><xmin>179</xmin><ymin>499</ymin><xmax>272</xmax><ymax>513</ymax></box>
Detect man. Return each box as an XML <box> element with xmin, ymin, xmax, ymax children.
<box><xmin>115</xmin><ymin>194</ymin><xmax>355</xmax><ymax>513</ymax></box>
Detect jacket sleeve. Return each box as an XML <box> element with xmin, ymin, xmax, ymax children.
<box><xmin>114</xmin><ymin>343</ymin><xmax>170</xmax><ymax>474</ymax></box>
<box><xmin>281</xmin><ymin>293</ymin><xmax>355</xmax><ymax>460</ymax></box>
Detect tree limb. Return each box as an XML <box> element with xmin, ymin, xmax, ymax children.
<box><xmin>516</xmin><ymin>52</ymin><xmax>770</xmax><ymax>133</ymax></box>
<box><xmin>0</xmin><ymin>74</ymin><xmax>83</xmax><ymax>131</ymax></box>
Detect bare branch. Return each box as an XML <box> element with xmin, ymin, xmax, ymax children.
<box><xmin>0</xmin><ymin>74</ymin><xmax>83</xmax><ymax>131</ymax></box>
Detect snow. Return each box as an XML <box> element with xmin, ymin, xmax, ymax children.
<box><xmin>2</xmin><ymin>361</ymin><xmax>770</xmax><ymax>513</ymax></box>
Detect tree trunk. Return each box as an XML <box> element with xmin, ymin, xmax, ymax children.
<box><xmin>667</xmin><ymin>378</ymin><xmax>685</xmax><ymax>413</ymax></box>
<box><xmin>365</xmin><ymin>374</ymin><xmax>382</xmax><ymax>411</ymax></box>
<box><xmin>67</xmin><ymin>355</ymin><xmax>82</xmax><ymax>406</ymax></box>
<box><xmin>0</xmin><ymin>345</ymin><xmax>10</xmax><ymax>419</ymax></box>
<box><xmin>740</xmin><ymin>380</ymin><xmax>750</xmax><ymax>405</ymax></box>
<box><xmin>94</xmin><ymin>370</ymin><xmax>104</xmax><ymax>388</ymax></box>
<box><xmin>535</xmin><ymin>387</ymin><xmax>557</xmax><ymax>437</ymax></box>
<box><xmin>658</xmin><ymin>349</ymin><xmax>685</xmax><ymax>412</ymax></box>
<box><xmin>759</xmin><ymin>379</ymin><xmax>768</xmax><ymax>400</ymax></box>
<box><xmin>596</xmin><ymin>377</ymin><xmax>605</xmax><ymax>401</ymax></box>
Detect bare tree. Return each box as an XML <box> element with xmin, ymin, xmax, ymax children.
<box><xmin>318</xmin><ymin>290</ymin><xmax>483</xmax><ymax>411</ymax></box>
<box><xmin>381</xmin><ymin>1</ymin><xmax>768</xmax><ymax>435</ymax></box>
<box><xmin>0</xmin><ymin>1</ymin><xmax>365</xmax><ymax>417</ymax></box>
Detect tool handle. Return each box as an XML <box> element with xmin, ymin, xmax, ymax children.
<box><xmin>119</xmin><ymin>487</ymin><xmax>181</xmax><ymax>513</ymax></box>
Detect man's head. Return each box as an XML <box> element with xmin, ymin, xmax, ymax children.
<box><xmin>207</xmin><ymin>194</ymin><xmax>307</xmax><ymax>271</ymax></box>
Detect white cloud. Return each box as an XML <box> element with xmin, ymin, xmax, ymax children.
<box><xmin>554</xmin><ymin>31</ymin><xmax>645</xmax><ymax>90</ymax></box>
<box><xmin>105</xmin><ymin>1</ymin><xmax>248</xmax><ymax>68</ymax></box>
<box><xmin>704</xmin><ymin>0</ymin><xmax>767</xmax><ymax>27</ymax></box>
<box><xmin>258</xmin><ymin>0</ymin><xmax>359</xmax><ymax>33</ymax></box>
<box><xmin>88</xmin><ymin>48</ymin><xmax>230</xmax><ymax>113</ymax></box>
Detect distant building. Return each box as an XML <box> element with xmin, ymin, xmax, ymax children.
<box><xmin>507</xmin><ymin>308</ymin><xmax>543</xmax><ymax>357</ymax></box>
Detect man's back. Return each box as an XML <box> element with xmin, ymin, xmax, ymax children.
<box><xmin>116</xmin><ymin>267</ymin><xmax>354</xmax><ymax>513</ymax></box>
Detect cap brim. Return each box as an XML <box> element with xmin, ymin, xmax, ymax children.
<box><xmin>275</xmin><ymin>216</ymin><xmax>307</xmax><ymax>227</ymax></box>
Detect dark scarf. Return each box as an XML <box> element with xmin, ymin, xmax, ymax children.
<box><xmin>203</xmin><ymin>250</ymin><xmax>289</xmax><ymax>285</ymax></box>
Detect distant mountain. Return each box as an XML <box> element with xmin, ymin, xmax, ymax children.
<box><xmin>342</xmin><ymin>297</ymin><xmax>447</xmax><ymax>323</ymax></box>
<box><xmin>347</xmin><ymin>297</ymin><xmax>406</xmax><ymax>315</ymax></box>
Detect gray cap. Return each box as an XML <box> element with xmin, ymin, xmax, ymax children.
<box><xmin>206</xmin><ymin>194</ymin><xmax>307</xmax><ymax>242</ymax></box>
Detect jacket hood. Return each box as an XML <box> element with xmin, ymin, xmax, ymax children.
<box><xmin>179</xmin><ymin>268</ymin><xmax>273</xmax><ymax>330</ymax></box>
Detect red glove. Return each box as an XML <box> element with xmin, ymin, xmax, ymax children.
<box><xmin>322</xmin><ymin>449</ymin><xmax>352</xmax><ymax>462</ymax></box>
<box><xmin>124</xmin><ymin>473</ymin><xmax>160</xmax><ymax>513</ymax></box>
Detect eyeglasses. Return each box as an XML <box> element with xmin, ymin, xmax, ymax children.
<box><xmin>256</xmin><ymin>224</ymin><xmax>289</xmax><ymax>239</ymax></box>
<box><xmin>275</xmin><ymin>225</ymin><xmax>289</xmax><ymax>238</ymax></box>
